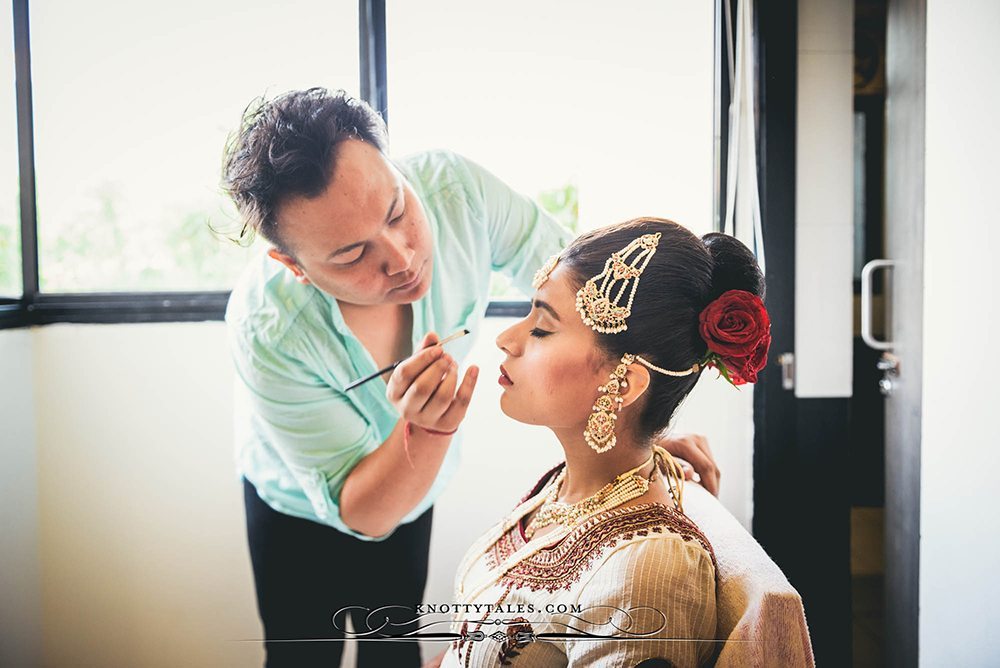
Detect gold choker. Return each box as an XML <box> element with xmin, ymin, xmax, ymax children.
<box><xmin>525</xmin><ymin>451</ymin><xmax>660</xmax><ymax>539</ymax></box>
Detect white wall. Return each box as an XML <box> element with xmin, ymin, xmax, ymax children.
<box><xmin>795</xmin><ymin>0</ymin><xmax>854</xmax><ymax>398</ymax></box>
<box><xmin>920</xmin><ymin>1</ymin><xmax>1000</xmax><ymax>664</ymax></box>
<box><xmin>30</xmin><ymin>323</ymin><xmax>261</xmax><ymax>668</ymax></box>
<box><xmin>1</xmin><ymin>317</ymin><xmax>754</xmax><ymax>667</ymax></box>
<box><xmin>0</xmin><ymin>329</ymin><xmax>42</xmax><ymax>667</ymax></box>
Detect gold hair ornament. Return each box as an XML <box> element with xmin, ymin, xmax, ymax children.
<box><xmin>532</xmin><ymin>234</ymin><xmax>704</xmax><ymax>383</ymax></box>
<box><xmin>575</xmin><ymin>232</ymin><xmax>661</xmax><ymax>334</ymax></box>
<box><xmin>567</xmin><ymin>232</ymin><xmax>703</xmax><ymax>452</ymax></box>
<box><xmin>532</xmin><ymin>253</ymin><xmax>561</xmax><ymax>290</ymax></box>
<box><xmin>530</xmin><ymin>233</ymin><xmax>704</xmax><ymax>453</ymax></box>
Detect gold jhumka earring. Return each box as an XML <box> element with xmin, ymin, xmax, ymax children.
<box><xmin>532</xmin><ymin>232</ymin><xmax>703</xmax><ymax>454</ymax></box>
<box><xmin>585</xmin><ymin>353</ymin><xmax>633</xmax><ymax>453</ymax></box>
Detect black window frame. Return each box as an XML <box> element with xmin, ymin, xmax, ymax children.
<box><xmin>1</xmin><ymin>0</ymin><xmax>729</xmax><ymax>329</ymax></box>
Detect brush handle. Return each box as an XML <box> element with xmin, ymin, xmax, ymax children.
<box><xmin>343</xmin><ymin>328</ymin><xmax>470</xmax><ymax>392</ymax></box>
<box><xmin>344</xmin><ymin>360</ymin><xmax>402</xmax><ymax>392</ymax></box>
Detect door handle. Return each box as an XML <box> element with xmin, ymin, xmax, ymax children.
<box><xmin>861</xmin><ymin>259</ymin><xmax>895</xmax><ymax>351</ymax></box>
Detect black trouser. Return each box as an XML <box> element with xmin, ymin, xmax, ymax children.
<box><xmin>243</xmin><ymin>477</ymin><xmax>433</xmax><ymax>668</ymax></box>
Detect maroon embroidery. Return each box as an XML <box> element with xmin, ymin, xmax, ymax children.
<box><xmin>486</xmin><ymin>524</ymin><xmax>521</xmax><ymax>571</ymax></box>
<box><xmin>496</xmin><ymin>503</ymin><xmax>716</xmax><ymax>592</ymax></box>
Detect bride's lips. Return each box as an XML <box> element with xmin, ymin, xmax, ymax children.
<box><xmin>499</xmin><ymin>365</ymin><xmax>514</xmax><ymax>387</ymax></box>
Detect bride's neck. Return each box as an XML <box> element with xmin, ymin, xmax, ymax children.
<box><xmin>549</xmin><ymin>425</ymin><xmax>653</xmax><ymax>504</ymax></box>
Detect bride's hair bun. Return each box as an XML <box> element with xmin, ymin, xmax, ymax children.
<box><xmin>701</xmin><ymin>232</ymin><xmax>766</xmax><ymax>303</ymax></box>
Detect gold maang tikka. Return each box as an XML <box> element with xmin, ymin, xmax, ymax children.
<box><xmin>532</xmin><ymin>253</ymin><xmax>561</xmax><ymax>290</ymax></box>
<box><xmin>532</xmin><ymin>232</ymin><xmax>702</xmax><ymax>454</ymax></box>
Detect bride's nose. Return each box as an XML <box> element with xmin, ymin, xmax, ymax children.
<box><xmin>496</xmin><ymin>321</ymin><xmax>523</xmax><ymax>356</ymax></box>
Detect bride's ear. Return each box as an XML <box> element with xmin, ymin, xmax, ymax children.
<box><xmin>620</xmin><ymin>364</ymin><xmax>651</xmax><ymax>409</ymax></box>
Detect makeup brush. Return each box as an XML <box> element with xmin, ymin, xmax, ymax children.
<box><xmin>344</xmin><ymin>328</ymin><xmax>471</xmax><ymax>392</ymax></box>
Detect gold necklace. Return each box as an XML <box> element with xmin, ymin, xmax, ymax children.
<box><xmin>455</xmin><ymin>446</ymin><xmax>685</xmax><ymax>601</ymax></box>
<box><xmin>524</xmin><ymin>452</ymin><xmax>658</xmax><ymax>539</ymax></box>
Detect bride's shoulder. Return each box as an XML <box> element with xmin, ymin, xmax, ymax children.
<box><xmin>585</xmin><ymin>503</ymin><xmax>716</xmax><ymax>572</ymax></box>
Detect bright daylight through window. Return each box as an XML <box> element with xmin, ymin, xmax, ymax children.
<box><xmin>28</xmin><ymin>0</ymin><xmax>358</xmax><ymax>292</ymax></box>
<box><xmin>386</xmin><ymin>0</ymin><xmax>715</xmax><ymax>299</ymax></box>
<box><xmin>1</xmin><ymin>7</ymin><xmax>19</xmax><ymax>297</ymax></box>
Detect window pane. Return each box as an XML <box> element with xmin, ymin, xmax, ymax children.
<box><xmin>30</xmin><ymin>0</ymin><xmax>359</xmax><ymax>292</ymax></box>
<box><xmin>386</xmin><ymin>0</ymin><xmax>715</xmax><ymax>298</ymax></box>
<box><xmin>1</xmin><ymin>9</ymin><xmax>20</xmax><ymax>297</ymax></box>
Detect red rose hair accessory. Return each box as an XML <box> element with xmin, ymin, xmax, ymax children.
<box><xmin>697</xmin><ymin>289</ymin><xmax>771</xmax><ymax>387</ymax></box>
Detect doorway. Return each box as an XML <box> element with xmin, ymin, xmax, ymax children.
<box><xmin>752</xmin><ymin>0</ymin><xmax>925</xmax><ymax>665</ymax></box>
<box><xmin>849</xmin><ymin>2</ymin><xmax>888</xmax><ymax>666</ymax></box>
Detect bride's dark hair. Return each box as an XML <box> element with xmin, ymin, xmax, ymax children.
<box><xmin>560</xmin><ymin>217</ymin><xmax>765</xmax><ymax>441</ymax></box>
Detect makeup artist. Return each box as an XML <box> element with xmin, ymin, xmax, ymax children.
<box><xmin>221</xmin><ymin>88</ymin><xmax>721</xmax><ymax>668</ymax></box>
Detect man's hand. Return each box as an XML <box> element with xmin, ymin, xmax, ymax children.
<box><xmin>658</xmin><ymin>433</ymin><xmax>721</xmax><ymax>496</ymax></box>
<box><xmin>341</xmin><ymin>332</ymin><xmax>478</xmax><ymax>537</ymax></box>
<box><xmin>385</xmin><ymin>331</ymin><xmax>479</xmax><ymax>433</ymax></box>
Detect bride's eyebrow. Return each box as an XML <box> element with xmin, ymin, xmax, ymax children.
<box><xmin>532</xmin><ymin>299</ymin><xmax>561</xmax><ymax>322</ymax></box>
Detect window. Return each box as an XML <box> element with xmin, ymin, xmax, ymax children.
<box><xmin>2</xmin><ymin>0</ymin><xmax>724</xmax><ymax>326</ymax></box>
<box><xmin>1</xmin><ymin>7</ymin><xmax>19</xmax><ymax>298</ymax></box>
<box><xmin>386</xmin><ymin>0</ymin><xmax>716</xmax><ymax>298</ymax></box>
<box><xmin>28</xmin><ymin>0</ymin><xmax>359</xmax><ymax>292</ymax></box>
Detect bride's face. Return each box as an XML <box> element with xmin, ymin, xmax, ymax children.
<box><xmin>495</xmin><ymin>264</ymin><xmax>612</xmax><ymax>428</ymax></box>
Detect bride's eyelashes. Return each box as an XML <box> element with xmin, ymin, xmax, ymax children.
<box><xmin>529</xmin><ymin>328</ymin><xmax>552</xmax><ymax>338</ymax></box>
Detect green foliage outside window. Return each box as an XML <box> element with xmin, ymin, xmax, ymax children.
<box><xmin>2</xmin><ymin>180</ymin><xmax>574</xmax><ymax>297</ymax></box>
<box><xmin>0</xmin><ymin>226</ymin><xmax>18</xmax><ymax>295</ymax></box>
<box><xmin>35</xmin><ymin>187</ymin><xmax>253</xmax><ymax>293</ymax></box>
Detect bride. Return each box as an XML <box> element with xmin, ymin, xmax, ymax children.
<box><xmin>430</xmin><ymin>217</ymin><xmax>770</xmax><ymax>668</ymax></box>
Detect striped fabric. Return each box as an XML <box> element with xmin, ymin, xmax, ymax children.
<box><xmin>443</xmin><ymin>481</ymin><xmax>719</xmax><ymax>667</ymax></box>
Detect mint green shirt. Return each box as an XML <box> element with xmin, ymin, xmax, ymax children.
<box><xmin>226</xmin><ymin>150</ymin><xmax>573</xmax><ymax>540</ymax></box>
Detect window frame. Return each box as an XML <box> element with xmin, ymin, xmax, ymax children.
<box><xmin>1</xmin><ymin>0</ymin><xmax>728</xmax><ymax>329</ymax></box>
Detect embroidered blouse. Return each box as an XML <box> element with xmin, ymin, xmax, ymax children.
<box><xmin>442</xmin><ymin>464</ymin><xmax>719</xmax><ymax>667</ymax></box>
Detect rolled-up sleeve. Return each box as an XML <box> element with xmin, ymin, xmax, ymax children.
<box><xmin>455</xmin><ymin>154</ymin><xmax>574</xmax><ymax>295</ymax></box>
<box><xmin>231</xmin><ymin>324</ymin><xmax>388</xmax><ymax>540</ymax></box>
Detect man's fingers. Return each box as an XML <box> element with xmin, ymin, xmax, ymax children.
<box><xmin>690</xmin><ymin>434</ymin><xmax>712</xmax><ymax>459</ymax></box>
<box><xmin>684</xmin><ymin>445</ymin><xmax>719</xmax><ymax>496</ymax></box>
<box><xmin>662</xmin><ymin>434</ymin><xmax>720</xmax><ymax>496</ymax></box>
<box><xmin>690</xmin><ymin>434</ymin><xmax>720</xmax><ymax>491</ymax></box>
<box><xmin>420</xmin><ymin>331</ymin><xmax>440</xmax><ymax>349</ymax></box>
<box><xmin>674</xmin><ymin>456</ymin><xmax>694</xmax><ymax>478</ymax></box>
<box><xmin>386</xmin><ymin>346</ymin><xmax>444</xmax><ymax>401</ymax></box>
<box><xmin>676</xmin><ymin>457</ymin><xmax>703</xmax><ymax>484</ymax></box>
<box><xmin>400</xmin><ymin>355</ymin><xmax>453</xmax><ymax>410</ymax></box>
<box><xmin>439</xmin><ymin>366</ymin><xmax>479</xmax><ymax>427</ymax></box>
<box><xmin>421</xmin><ymin>359</ymin><xmax>459</xmax><ymax>419</ymax></box>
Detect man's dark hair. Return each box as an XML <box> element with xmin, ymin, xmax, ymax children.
<box><xmin>221</xmin><ymin>88</ymin><xmax>388</xmax><ymax>253</ymax></box>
